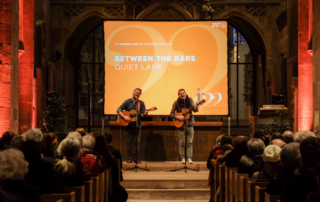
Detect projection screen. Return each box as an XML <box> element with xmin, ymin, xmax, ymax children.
<box><xmin>104</xmin><ymin>21</ymin><xmax>228</xmax><ymax>115</ymax></box>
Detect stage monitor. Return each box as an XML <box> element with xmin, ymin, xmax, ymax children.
<box><xmin>104</xmin><ymin>21</ymin><xmax>228</xmax><ymax>115</ymax></box>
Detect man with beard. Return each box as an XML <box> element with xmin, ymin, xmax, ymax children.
<box><xmin>117</xmin><ymin>88</ymin><xmax>148</xmax><ymax>163</ymax></box>
<box><xmin>170</xmin><ymin>89</ymin><xmax>199</xmax><ymax>164</ymax></box>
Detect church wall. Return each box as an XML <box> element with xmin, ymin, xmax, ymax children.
<box><xmin>313</xmin><ymin>0</ymin><xmax>320</xmax><ymax>130</ymax></box>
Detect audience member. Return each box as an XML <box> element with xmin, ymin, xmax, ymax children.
<box><xmin>76</xmin><ymin>128</ymin><xmax>86</xmax><ymax>137</ymax></box>
<box><xmin>254</xmin><ymin>131</ymin><xmax>270</xmax><ymax>146</ymax></box>
<box><xmin>81</xmin><ymin>135</ymin><xmax>103</xmax><ymax>176</ymax></box>
<box><xmin>1</xmin><ymin>131</ymin><xmax>16</xmax><ymax>150</ymax></box>
<box><xmin>238</xmin><ymin>138</ymin><xmax>265</xmax><ymax>176</ymax></box>
<box><xmin>54</xmin><ymin>138</ymin><xmax>86</xmax><ymax>187</ymax></box>
<box><xmin>271</xmin><ymin>132</ymin><xmax>284</xmax><ymax>140</ymax></box>
<box><xmin>225</xmin><ymin>136</ymin><xmax>248</xmax><ymax>167</ymax></box>
<box><xmin>213</xmin><ymin>135</ymin><xmax>233</xmax><ymax>159</ymax></box>
<box><xmin>216</xmin><ymin>144</ymin><xmax>233</xmax><ymax>163</ymax></box>
<box><xmin>281</xmin><ymin>137</ymin><xmax>320</xmax><ymax>202</ymax></box>
<box><xmin>283</xmin><ymin>131</ymin><xmax>294</xmax><ymax>143</ymax></box>
<box><xmin>252</xmin><ymin>145</ymin><xmax>281</xmax><ymax>182</ymax></box>
<box><xmin>294</xmin><ymin>131</ymin><xmax>316</xmax><ymax>143</ymax></box>
<box><xmin>24</xmin><ymin>128</ymin><xmax>43</xmax><ymax>144</ymax></box>
<box><xmin>105</xmin><ymin>131</ymin><xmax>123</xmax><ymax>182</ymax></box>
<box><xmin>269</xmin><ymin>139</ymin><xmax>286</xmax><ymax>148</ymax></box>
<box><xmin>66</xmin><ymin>131</ymin><xmax>83</xmax><ymax>146</ymax></box>
<box><xmin>11</xmin><ymin>135</ymin><xmax>26</xmax><ymax>149</ymax></box>
<box><xmin>266</xmin><ymin>142</ymin><xmax>302</xmax><ymax>195</ymax></box>
<box><xmin>207</xmin><ymin>134</ymin><xmax>223</xmax><ymax>169</ymax></box>
<box><xmin>93</xmin><ymin>135</ymin><xmax>116</xmax><ymax>168</ymax></box>
<box><xmin>0</xmin><ymin>148</ymin><xmax>42</xmax><ymax>202</ymax></box>
<box><xmin>41</xmin><ymin>133</ymin><xmax>59</xmax><ymax>157</ymax></box>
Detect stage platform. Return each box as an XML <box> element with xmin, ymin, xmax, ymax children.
<box><xmin>122</xmin><ymin>161</ymin><xmax>208</xmax><ymax>171</ymax></box>
<box><xmin>122</xmin><ymin>162</ymin><xmax>210</xmax><ymax>201</ymax></box>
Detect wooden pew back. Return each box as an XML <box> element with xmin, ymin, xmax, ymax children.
<box><xmin>235</xmin><ymin>173</ymin><xmax>248</xmax><ymax>202</ymax></box>
<box><xmin>246</xmin><ymin>180</ymin><xmax>268</xmax><ymax>202</ymax></box>
<box><xmin>65</xmin><ymin>185</ymin><xmax>85</xmax><ymax>202</ymax></box>
<box><xmin>85</xmin><ymin>180</ymin><xmax>93</xmax><ymax>202</ymax></box>
<box><xmin>40</xmin><ymin>191</ymin><xmax>76</xmax><ymax>202</ymax></box>
<box><xmin>240</xmin><ymin>176</ymin><xmax>251</xmax><ymax>202</ymax></box>
<box><xmin>91</xmin><ymin>176</ymin><xmax>100</xmax><ymax>202</ymax></box>
<box><xmin>218</xmin><ymin>164</ymin><xmax>225</xmax><ymax>202</ymax></box>
<box><xmin>99</xmin><ymin>172</ymin><xmax>105</xmax><ymax>202</ymax></box>
<box><xmin>225</xmin><ymin>167</ymin><xmax>237</xmax><ymax>202</ymax></box>
<box><xmin>255</xmin><ymin>184</ymin><xmax>268</xmax><ymax>202</ymax></box>
<box><xmin>265</xmin><ymin>193</ymin><xmax>281</xmax><ymax>202</ymax></box>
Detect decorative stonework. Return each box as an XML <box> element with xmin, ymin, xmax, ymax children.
<box><xmin>104</xmin><ymin>6</ymin><xmax>123</xmax><ymax>19</ymax></box>
<box><xmin>125</xmin><ymin>0</ymin><xmax>153</xmax><ymax>19</ymax></box>
<box><xmin>212</xmin><ymin>6</ymin><xmax>226</xmax><ymax>17</ymax></box>
<box><xmin>245</xmin><ymin>5</ymin><xmax>267</xmax><ymax>17</ymax></box>
<box><xmin>63</xmin><ymin>6</ymin><xmax>86</xmax><ymax>17</ymax></box>
<box><xmin>176</xmin><ymin>0</ymin><xmax>202</xmax><ymax>19</ymax></box>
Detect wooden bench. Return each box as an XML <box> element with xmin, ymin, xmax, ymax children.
<box><xmin>85</xmin><ymin>180</ymin><xmax>93</xmax><ymax>202</ymax></box>
<box><xmin>265</xmin><ymin>193</ymin><xmax>281</xmax><ymax>202</ymax></box>
<box><xmin>246</xmin><ymin>180</ymin><xmax>268</xmax><ymax>202</ymax></box>
<box><xmin>240</xmin><ymin>176</ymin><xmax>252</xmax><ymax>202</ymax></box>
<box><xmin>65</xmin><ymin>185</ymin><xmax>85</xmax><ymax>202</ymax></box>
<box><xmin>55</xmin><ymin>200</ymin><xmax>63</xmax><ymax>202</ymax></box>
<box><xmin>219</xmin><ymin>164</ymin><xmax>225</xmax><ymax>202</ymax></box>
<box><xmin>40</xmin><ymin>191</ymin><xmax>76</xmax><ymax>202</ymax></box>
<box><xmin>208</xmin><ymin>160</ymin><xmax>215</xmax><ymax>202</ymax></box>
<box><xmin>215</xmin><ymin>163</ymin><xmax>222</xmax><ymax>192</ymax></box>
<box><xmin>230</xmin><ymin>168</ymin><xmax>238</xmax><ymax>202</ymax></box>
<box><xmin>235</xmin><ymin>173</ymin><xmax>248</xmax><ymax>202</ymax></box>
<box><xmin>255</xmin><ymin>184</ymin><xmax>268</xmax><ymax>202</ymax></box>
<box><xmin>99</xmin><ymin>172</ymin><xmax>105</xmax><ymax>202</ymax></box>
<box><xmin>225</xmin><ymin>167</ymin><xmax>237</xmax><ymax>202</ymax></box>
<box><xmin>91</xmin><ymin>176</ymin><xmax>100</xmax><ymax>202</ymax></box>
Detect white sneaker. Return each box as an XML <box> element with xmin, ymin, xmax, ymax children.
<box><xmin>188</xmin><ymin>158</ymin><xmax>193</xmax><ymax>164</ymax></box>
<box><xmin>181</xmin><ymin>158</ymin><xmax>186</xmax><ymax>164</ymax></box>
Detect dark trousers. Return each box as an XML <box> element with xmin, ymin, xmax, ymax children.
<box><xmin>125</xmin><ymin>129</ymin><xmax>141</xmax><ymax>159</ymax></box>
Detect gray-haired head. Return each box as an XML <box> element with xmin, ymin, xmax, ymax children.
<box><xmin>270</xmin><ymin>139</ymin><xmax>286</xmax><ymax>148</ymax></box>
<box><xmin>25</xmin><ymin>128</ymin><xmax>43</xmax><ymax>143</ymax></box>
<box><xmin>294</xmin><ymin>131</ymin><xmax>316</xmax><ymax>143</ymax></box>
<box><xmin>82</xmin><ymin>135</ymin><xmax>96</xmax><ymax>150</ymax></box>
<box><xmin>247</xmin><ymin>138</ymin><xmax>265</xmax><ymax>152</ymax></box>
<box><xmin>283</xmin><ymin>131</ymin><xmax>294</xmax><ymax>143</ymax></box>
<box><xmin>280</xmin><ymin>142</ymin><xmax>302</xmax><ymax>169</ymax></box>
<box><xmin>0</xmin><ymin>148</ymin><xmax>29</xmax><ymax>180</ymax></box>
<box><xmin>67</xmin><ymin>131</ymin><xmax>83</xmax><ymax>147</ymax></box>
<box><xmin>214</xmin><ymin>135</ymin><xmax>224</xmax><ymax>149</ymax></box>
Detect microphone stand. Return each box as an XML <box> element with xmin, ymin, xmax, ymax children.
<box><xmin>126</xmin><ymin>97</ymin><xmax>149</xmax><ymax>172</ymax></box>
<box><xmin>169</xmin><ymin>97</ymin><xmax>198</xmax><ymax>173</ymax></box>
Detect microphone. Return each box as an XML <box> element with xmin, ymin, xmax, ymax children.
<box><xmin>134</xmin><ymin>96</ymin><xmax>138</xmax><ymax>100</ymax></box>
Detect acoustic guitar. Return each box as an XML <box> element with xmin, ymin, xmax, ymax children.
<box><xmin>119</xmin><ymin>107</ymin><xmax>157</xmax><ymax>126</ymax></box>
<box><xmin>173</xmin><ymin>99</ymin><xmax>206</xmax><ymax>128</ymax></box>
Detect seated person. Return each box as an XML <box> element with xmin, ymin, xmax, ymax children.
<box><xmin>238</xmin><ymin>138</ymin><xmax>265</xmax><ymax>176</ymax></box>
<box><xmin>207</xmin><ymin>135</ymin><xmax>223</xmax><ymax>169</ymax></box>
<box><xmin>216</xmin><ymin>144</ymin><xmax>233</xmax><ymax>164</ymax></box>
<box><xmin>1</xmin><ymin>131</ymin><xmax>16</xmax><ymax>151</ymax></box>
<box><xmin>225</xmin><ymin>136</ymin><xmax>248</xmax><ymax>167</ymax></box>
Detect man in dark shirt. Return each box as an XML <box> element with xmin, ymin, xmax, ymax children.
<box><xmin>117</xmin><ymin>88</ymin><xmax>148</xmax><ymax>163</ymax></box>
<box><xmin>170</xmin><ymin>89</ymin><xmax>198</xmax><ymax>164</ymax></box>
<box><xmin>105</xmin><ymin>131</ymin><xmax>123</xmax><ymax>182</ymax></box>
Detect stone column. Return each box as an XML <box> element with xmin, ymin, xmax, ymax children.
<box><xmin>313</xmin><ymin>0</ymin><xmax>320</xmax><ymax>131</ymax></box>
<box><xmin>298</xmin><ymin>0</ymin><xmax>313</xmax><ymax>131</ymax></box>
<box><xmin>19</xmin><ymin>0</ymin><xmax>35</xmax><ymax>134</ymax></box>
<box><xmin>0</xmin><ymin>0</ymin><xmax>19</xmax><ymax>136</ymax></box>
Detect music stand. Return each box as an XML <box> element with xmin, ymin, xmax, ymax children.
<box><xmin>125</xmin><ymin>98</ymin><xmax>149</xmax><ymax>172</ymax></box>
<box><xmin>169</xmin><ymin>98</ymin><xmax>198</xmax><ymax>173</ymax></box>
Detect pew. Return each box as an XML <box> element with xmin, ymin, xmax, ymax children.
<box><xmin>255</xmin><ymin>184</ymin><xmax>268</xmax><ymax>202</ymax></box>
<box><xmin>215</xmin><ymin>163</ymin><xmax>222</xmax><ymax>192</ymax></box>
<box><xmin>105</xmin><ymin>168</ymin><xmax>110</xmax><ymax>202</ymax></box>
<box><xmin>240</xmin><ymin>176</ymin><xmax>251</xmax><ymax>202</ymax></box>
<box><xmin>85</xmin><ymin>180</ymin><xmax>93</xmax><ymax>202</ymax></box>
<box><xmin>65</xmin><ymin>185</ymin><xmax>85</xmax><ymax>202</ymax></box>
<box><xmin>117</xmin><ymin>159</ymin><xmax>121</xmax><ymax>183</ymax></box>
<box><xmin>40</xmin><ymin>191</ymin><xmax>76</xmax><ymax>202</ymax></box>
<box><xmin>99</xmin><ymin>172</ymin><xmax>105</xmax><ymax>202</ymax></box>
<box><xmin>218</xmin><ymin>164</ymin><xmax>225</xmax><ymax>202</ymax></box>
<box><xmin>265</xmin><ymin>193</ymin><xmax>281</xmax><ymax>202</ymax></box>
<box><xmin>235</xmin><ymin>173</ymin><xmax>248</xmax><ymax>202</ymax></box>
<box><xmin>230</xmin><ymin>168</ymin><xmax>238</xmax><ymax>202</ymax></box>
<box><xmin>91</xmin><ymin>176</ymin><xmax>100</xmax><ymax>202</ymax></box>
<box><xmin>225</xmin><ymin>167</ymin><xmax>237</xmax><ymax>202</ymax></box>
<box><xmin>208</xmin><ymin>160</ymin><xmax>215</xmax><ymax>202</ymax></box>
<box><xmin>246</xmin><ymin>180</ymin><xmax>268</xmax><ymax>202</ymax></box>
<box><xmin>56</xmin><ymin>200</ymin><xmax>63</xmax><ymax>202</ymax></box>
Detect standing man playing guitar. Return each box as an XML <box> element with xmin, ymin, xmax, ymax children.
<box><xmin>170</xmin><ymin>89</ymin><xmax>199</xmax><ymax>164</ymax></box>
<box><xmin>117</xmin><ymin>88</ymin><xmax>148</xmax><ymax>163</ymax></box>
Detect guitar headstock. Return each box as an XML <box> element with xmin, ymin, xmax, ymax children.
<box><xmin>196</xmin><ymin>99</ymin><xmax>206</xmax><ymax>106</ymax></box>
<box><xmin>148</xmin><ymin>107</ymin><xmax>158</xmax><ymax>111</ymax></box>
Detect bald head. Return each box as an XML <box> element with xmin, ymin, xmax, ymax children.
<box><xmin>270</xmin><ymin>139</ymin><xmax>286</xmax><ymax>148</ymax></box>
<box><xmin>283</xmin><ymin>131</ymin><xmax>294</xmax><ymax>143</ymax></box>
<box><xmin>234</xmin><ymin>136</ymin><xmax>247</xmax><ymax>149</ymax></box>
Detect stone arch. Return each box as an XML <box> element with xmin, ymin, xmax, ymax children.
<box><xmin>136</xmin><ymin>2</ymin><xmax>193</xmax><ymax>20</ymax></box>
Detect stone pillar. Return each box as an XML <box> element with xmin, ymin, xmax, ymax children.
<box><xmin>0</xmin><ymin>0</ymin><xmax>19</xmax><ymax>136</ymax></box>
<box><xmin>313</xmin><ymin>0</ymin><xmax>320</xmax><ymax>131</ymax></box>
<box><xmin>19</xmin><ymin>0</ymin><xmax>34</xmax><ymax>134</ymax></box>
<box><xmin>298</xmin><ymin>0</ymin><xmax>313</xmax><ymax>131</ymax></box>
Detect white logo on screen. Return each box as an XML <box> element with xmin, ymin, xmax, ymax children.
<box><xmin>197</xmin><ymin>90</ymin><xmax>222</xmax><ymax>106</ymax></box>
<box><xmin>212</xmin><ymin>22</ymin><xmax>227</xmax><ymax>28</ymax></box>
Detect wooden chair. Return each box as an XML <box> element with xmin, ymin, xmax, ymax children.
<box><xmin>240</xmin><ymin>176</ymin><xmax>251</xmax><ymax>202</ymax></box>
<box><xmin>40</xmin><ymin>191</ymin><xmax>76</xmax><ymax>202</ymax></box>
<box><xmin>65</xmin><ymin>185</ymin><xmax>85</xmax><ymax>202</ymax></box>
<box><xmin>218</xmin><ymin>164</ymin><xmax>225</xmax><ymax>202</ymax></box>
<box><xmin>99</xmin><ymin>172</ymin><xmax>105</xmax><ymax>202</ymax></box>
<box><xmin>85</xmin><ymin>180</ymin><xmax>93</xmax><ymax>202</ymax></box>
<box><xmin>265</xmin><ymin>193</ymin><xmax>281</xmax><ymax>202</ymax></box>
<box><xmin>91</xmin><ymin>176</ymin><xmax>100</xmax><ymax>202</ymax></box>
<box><xmin>235</xmin><ymin>173</ymin><xmax>248</xmax><ymax>202</ymax></box>
<box><xmin>246</xmin><ymin>180</ymin><xmax>268</xmax><ymax>202</ymax></box>
<box><xmin>255</xmin><ymin>184</ymin><xmax>268</xmax><ymax>202</ymax></box>
<box><xmin>225</xmin><ymin>167</ymin><xmax>237</xmax><ymax>202</ymax></box>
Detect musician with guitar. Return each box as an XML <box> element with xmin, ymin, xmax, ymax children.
<box><xmin>117</xmin><ymin>88</ymin><xmax>149</xmax><ymax>164</ymax></box>
<box><xmin>170</xmin><ymin>89</ymin><xmax>203</xmax><ymax>164</ymax></box>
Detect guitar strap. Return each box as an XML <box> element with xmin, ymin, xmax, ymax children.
<box><xmin>138</xmin><ymin>100</ymin><xmax>141</xmax><ymax>112</ymax></box>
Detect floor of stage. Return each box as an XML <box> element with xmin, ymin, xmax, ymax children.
<box><xmin>121</xmin><ymin>161</ymin><xmax>210</xmax><ymax>201</ymax></box>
